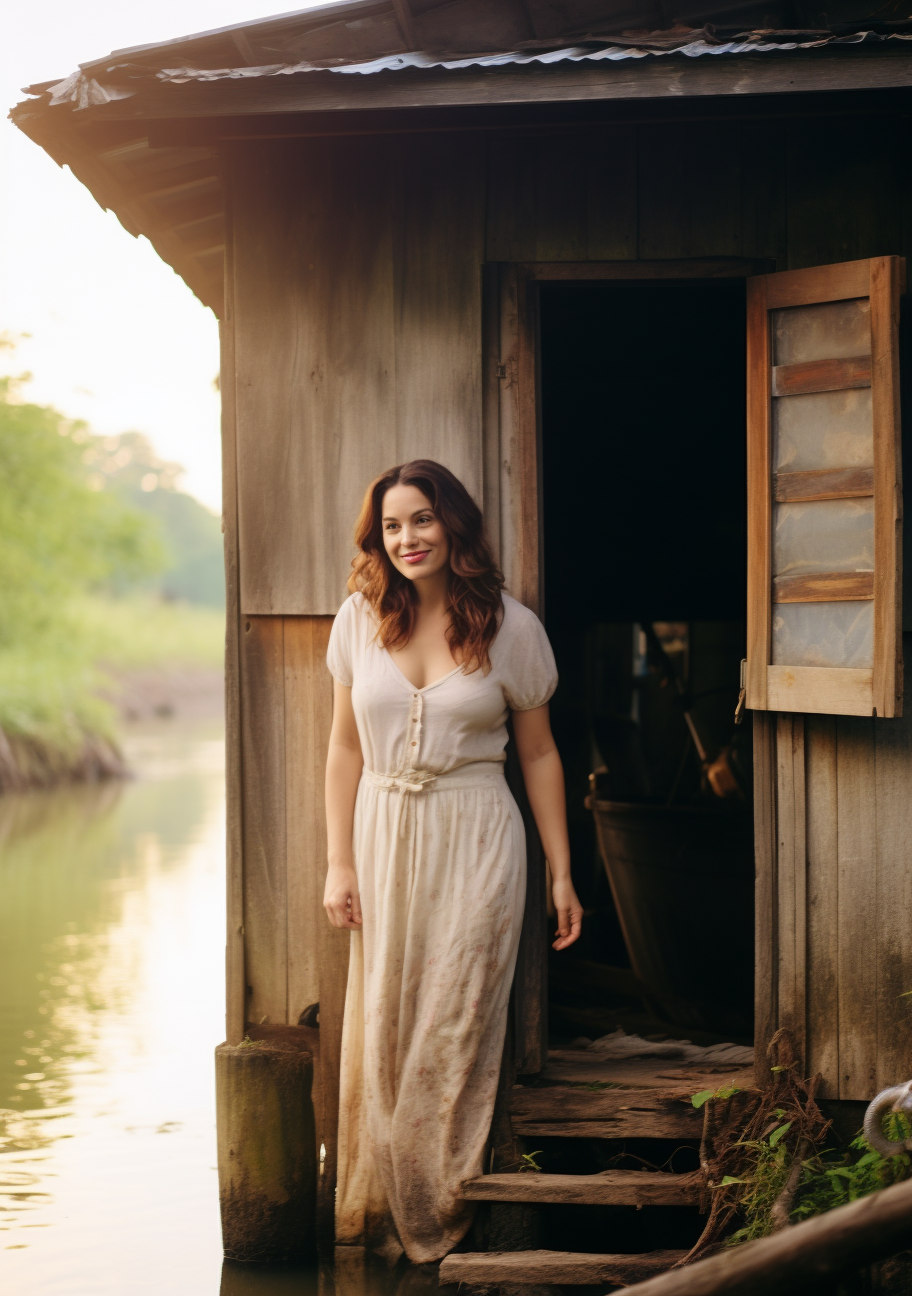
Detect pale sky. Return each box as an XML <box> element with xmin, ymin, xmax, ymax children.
<box><xmin>2</xmin><ymin>2</ymin><xmax>331</xmax><ymax>511</ymax></box>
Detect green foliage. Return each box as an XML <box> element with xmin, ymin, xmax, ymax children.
<box><xmin>0</xmin><ymin>377</ymin><xmax>222</xmax><ymax>752</ymax></box>
<box><xmin>0</xmin><ymin>640</ymin><xmax>114</xmax><ymax>749</ymax></box>
<box><xmin>791</xmin><ymin>1116</ymin><xmax>912</xmax><ymax>1222</ymax></box>
<box><xmin>519</xmin><ymin>1151</ymin><xmax>543</xmax><ymax>1172</ymax></box>
<box><xmin>0</xmin><ymin>379</ymin><xmax>164</xmax><ymax>647</ymax></box>
<box><xmin>721</xmin><ymin>1112</ymin><xmax>912</xmax><ymax>1247</ymax></box>
<box><xmin>81</xmin><ymin>431</ymin><xmax>224</xmax><ymax>608</ymax></box>
<box><xmin>70</xmin><ymin>595</ymin><xmax>225</xmax><ymax>671</ymax></box>
<box><xmin>692</xmin><ymin>1085</ymin><xmax>741</xmax><ymax>1109</ymax></box>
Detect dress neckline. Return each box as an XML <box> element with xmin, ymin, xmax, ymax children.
<box><xmin>383</xmin><ymin>650</ymin><xmax>464</xmax><ymax>695</ymax></box>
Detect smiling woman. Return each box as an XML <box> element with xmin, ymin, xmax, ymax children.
<box><xmin>322</xmin><ymin>460</ymin><xmax>582</xmax><ymax>1263</ymax></box>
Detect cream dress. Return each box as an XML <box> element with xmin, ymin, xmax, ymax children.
<box><xmin>327</xmin><ymin>591</ymin><xmax>558</xmax><ymax>1264</ymax></box>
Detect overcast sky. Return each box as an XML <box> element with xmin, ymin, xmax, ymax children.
<box><xmin>2</xmin><ymin>2</ymin><xmax>331</xmax><ymax>510</ymax></box>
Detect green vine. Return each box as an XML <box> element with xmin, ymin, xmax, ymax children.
<box><xmin>707</xmin><ymin>1106</ymin><xmax>912</xmax><ymax>1247</ymax></box>
<box><xmin>681</xmin><ymin>1031</ymin><xmax>912</xmax><ymax>1263</ymax></box>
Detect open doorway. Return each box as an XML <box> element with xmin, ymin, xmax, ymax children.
<box><xmin>540</xmin><ymin>279</ymin><xmax>754</xmax><ymax>1045</ymax></box>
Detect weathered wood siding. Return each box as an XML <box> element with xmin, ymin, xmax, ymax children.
<box><xmin>230</xmin><ymin>115</ymin><xmax>910</xmax><ymax>620</ymax></box>
<box><xmin>230</xmin><ymin>134</ymin><xmax>485</xmax><ymax>615</ymax></box>
<box><xmin>755</xmin><ymin>637</ymin><xmax>912</xmax><ymax>1100</ymax></box>
<box><xmin>484</xmin><ymin>116</ymin><xmax>906</xmax><ymax>270</ymax></box>
<box><xmin>223</xmin><ymin>108</ymin><xmax>912</xmax><ymax>1218</ymax></box>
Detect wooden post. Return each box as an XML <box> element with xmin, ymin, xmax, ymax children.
<box><xmin>216</xmin><ymin>1031</ymin><xmax>317</xmax><ymax>1263</ymax></box>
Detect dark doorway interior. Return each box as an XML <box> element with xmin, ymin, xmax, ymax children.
<box><xmin>539</xmin><ymin>280</ymin><xmax>754</xmax><ymax>1044</ymax></box>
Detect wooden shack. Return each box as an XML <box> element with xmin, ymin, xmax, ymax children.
<box><xmin>13</xmin><ymin>0</ymin><xmax>912</xmax><ymax>1279</ymax></box>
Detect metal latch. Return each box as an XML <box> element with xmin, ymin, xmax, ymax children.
<box><xmin>734</xmin><ymin>658</ymin><xmax>747</xmax><ymax>725</ymax></box>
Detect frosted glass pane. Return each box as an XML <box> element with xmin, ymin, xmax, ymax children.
<box><xmin>772</xmin><ymin>601</ymin><xmax>873</xmax><ymax>668</ymax></box>
<box><xmin>773</xmin><ymin>498</ymin><xmax>873</xmax><ymax>577</ymax></box>
<box><xmin>772</xmin><ymin>299</ymin><xmax>870</xmax><ymax>365</ymax></box>
<box><xmin>773</xmin><ymin>388</ymin><xmax>873</xmax><ymax>472</ymax></box>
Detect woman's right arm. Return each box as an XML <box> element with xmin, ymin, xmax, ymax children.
<box><xmin>324</xmin><ymin>680</ymin><xmax>364</xmax><ymax>928</ymax></box>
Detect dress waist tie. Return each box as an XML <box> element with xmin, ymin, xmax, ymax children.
<box><xmin>363</xmin><ymin>764</ymin><xmax>505</xmax><ymax>838</ymax></box>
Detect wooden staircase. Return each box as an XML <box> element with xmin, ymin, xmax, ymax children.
<box><xmin>461</xmin><ymin>1170</ymin><xmax>701</xmax><ymax>1207</ymax></box>
<box><xmin>439</xmin><ymin>1041</ymin><xmax>754</xmax><ymax>1288</ymax></box>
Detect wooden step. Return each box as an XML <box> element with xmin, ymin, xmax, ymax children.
<box><xmin>439</xmin><ymin>1248</ymin><xmax>687</xmax><ymax>1286</ymax></box>
<box><xmin>460</xmin><ymin>1170</ymin><xmax>701</xmax><ymax>1207</ymax></box>
<box><xmin>509</xmin><ymin>1085</ymin><xmax>704</xmax><ymax>1139</ymax></box>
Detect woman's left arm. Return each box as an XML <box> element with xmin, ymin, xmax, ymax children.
<box><xmin>512</xmin><ymin>704</ymin><xmax>583</xmax><ymax>951</ymax></box>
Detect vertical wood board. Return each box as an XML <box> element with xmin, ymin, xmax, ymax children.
<box><xmin>740</xmin><ymin>120</ymin><xmax>787</xmax><ymax>269</ymax></box>
<box><xmin>804</xmin><ymin>715</ymin><xmax>839</xmax><ymax>1096</ymax></box>
<box><xmin>232</xmin><ymin>134</ymin><xmax>486</xmax><ymax>616</ymax></box>
<box><xmin>484</xmin><ymin>127</ymin><xmax>637</xmax><ymax>264</ymax></box>
<box><xmin>391</xmin><ymin>133</ymin><xmax>486</xmax><ymax>495</ymax></box>
<box><xmin>221</xmin><ymin>207</ymin><xmax>246</xmax><ymax>1046</ymax></box>
<box><xmin>775</xmin><ymin>714</ymin><xmax>807</xmax><ymax>1066</ymax></box>
<box><xmin>835</xmin><ymin>715</ymin><xmax>878</xmax><ymax>1099</ymax></box>
<box><xmin>786</xmin><ymin>121</ymin><xmax>902</xmax><ymax>272</ymax></box>
<box><xmin>240</xmin><ymin>615</ymin><xmax>288</xmax><ymax>1026</ymax></box>
<box><xmin>746</xmin><ymin>275</ymin><xmax>771</xmax><ymax>710</ymax></box>
<box><xmin>284</xmin><ymin>616</ymin><xmax>335</xmax><ymax>1026</ymax></box>
<box><xmin>753</xmin><ymin>713</ymin><xmax>778</xmax><ymax>1088</ymax></box>
<box><xmin>873</xmin><ymin>637</ymin><xmax>912</xmax><ymax>1091</ymax></box>
<box><xmin>637</xmin><ymin>121</ymin><xmax>742</xmax><ymax>260</ymax></box>
<box><xmin>233</xmin><ymin>137</ymin><xmax>396</xmax><ymax>616</ymax></box>
<box><xmin>870</xmin><ymin>256</ymin><xmax>904</xmax><ymax>718</ymax></box>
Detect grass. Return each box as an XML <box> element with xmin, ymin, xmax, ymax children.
<box><xmin>0</xmin><ymin>595</ymin><xmax>224</xmax><ymax>754</ymax></box>
<box><xmin>71</xmin><ymin>594</ymin><xmax>225</xmax><ymax>671</ymax></box>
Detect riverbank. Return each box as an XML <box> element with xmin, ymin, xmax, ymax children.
<box><xmin>0</xmin><ymin>595</ymin><xmax>224</xmax><ymax>792</ymax></box>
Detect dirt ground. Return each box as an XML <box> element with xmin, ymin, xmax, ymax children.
<box><xmin>102</xmin><ymin>666</ymin><xmax>225</xmax><ymax>724</ymax></box>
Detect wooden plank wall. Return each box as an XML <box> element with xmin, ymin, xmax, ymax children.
<box><xmin>484</xmin><ymin>116</ymin><xmax>904</xmax><ymax>269</ymax></box>
<box><xmin>238</xmin><ymin>615</ymin><xmax>335</xmax><ymax>1029</ymax></box>
<box><xmin>231</xmin><ymin>133</ymin><xmax>486</xmax><ymax>615</ymax></box>
<box><xmin>231</xmin><ymin>115</ymin><xmax>910</xmax><ymax>621</ymax></box>
<box><xmin>224</xmin><ymin>109</ymin><xmax>912</xmax><ymax>1215</ymax></box>
<box><xmin>756</xmin><ymin>644</ymin><xmax>912</xmax><ymax>1100</ymax></box>
<box><xmin>236</xmin><ymin>613</ymin><xmax>343</xmax><ymax>1226</ymax></box>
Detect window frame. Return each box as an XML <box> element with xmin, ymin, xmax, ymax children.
<box><xmin>746</xmin><ymin>256</ymin><xmax>904</xmax><ymax>719</ymax></box>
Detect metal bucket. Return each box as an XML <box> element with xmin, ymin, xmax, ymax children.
<box><xmin>589</xmin><ymin>798</ymin><xmax>754</xmax><ymax>1036</ymax></box>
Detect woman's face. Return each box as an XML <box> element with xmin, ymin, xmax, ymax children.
<box><xmin>381</xmin><ymin>484</ymin><xmax>450</xmax><ymax>585</ymax></box>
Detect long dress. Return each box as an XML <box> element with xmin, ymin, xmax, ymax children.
<box><xmin>326</xmin><ymin>591</ymin><xmax>558</xmax><ymax>1264</ymax></box>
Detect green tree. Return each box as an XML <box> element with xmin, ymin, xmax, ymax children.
<box><xmin>0</xmin><ymin>378</ymin><xmax>164</xmax><ymax>647</ymax></box>
<box><xmin>81</xmin><ymin>431</ymin><xmax>225</xmax><ymax>608</ymax></box>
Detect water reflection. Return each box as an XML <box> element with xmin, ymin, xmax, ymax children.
<box><xmin>217</xmin><ymin>1254</ymin><xmax>442</xmax><ymax>1296</ymax></box>
<box><xmin>0</xmin><ymin>722</ymin><xmax>226</xmax><ymax>1293</ymax></box>
<box><xmin>0</xmin><ymin>722</ymin><xmax>440</xmax><ymax>1295</ymax></box>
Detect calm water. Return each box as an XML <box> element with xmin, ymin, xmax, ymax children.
<box><xmin>0</xmin><ymin>722</ymin><xmax>439</xmax><ymax>1296</ymax></box>
<box><xmin>0</xmin><ymin>721</ymin><xmax>286</xmax><ymax>1294</ymax></box>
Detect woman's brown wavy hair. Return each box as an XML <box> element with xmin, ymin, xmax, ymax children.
<box><xmin>349</xmin><ymin>460</ymin><xmax>505</xmax><ymax>674</ymax></box>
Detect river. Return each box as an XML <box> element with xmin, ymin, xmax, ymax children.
<box><xmin>0</xmin><ymin>721</ymin><xmax>328</xmax><ymax>1295</ymax></box>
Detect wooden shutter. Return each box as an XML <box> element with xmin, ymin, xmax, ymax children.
<box><xmin>746</xmin><ymin>257</ymin><xmax>904</xmax><ymax>718</ymax></box>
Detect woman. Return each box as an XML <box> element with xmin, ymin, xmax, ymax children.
<box><xmin>324</xmin><ymin>460</ymin><xmax>582</xmax><ymax>1264</ymax></box>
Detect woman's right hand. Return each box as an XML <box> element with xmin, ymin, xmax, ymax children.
<box><xmin>323</xmin><ymin>866</ymin><xmax>363</xmax><ymax>929</ymax></box>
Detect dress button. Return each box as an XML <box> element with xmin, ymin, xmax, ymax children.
<box><xmin>411</xmin><ymin>741</ymin><xmax>417</xmax><ymax>747</ymax></box>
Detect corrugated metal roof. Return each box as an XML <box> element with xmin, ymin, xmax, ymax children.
<box><xmin>159</xmin><ymin>29</ymin><xmax>912</xmax><ymax>77</ymax></box>
<box><xmin>11</xmin><ymin>0</ymin><xmax>912</xmax><ymax>318</ymax></box>
<box><xmin>37</xmin><ymin>28</ymin><xmax>912</xmax><ymax>107</ymax></box>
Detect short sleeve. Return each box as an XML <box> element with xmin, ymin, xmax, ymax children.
<box><xmin>326</xmin><ymin>595</ymin><xmax>357</xmax><ymax>686</ymax></box>
<box><xmin>499</xmin><ymin>601</ymin><xmax>558</xmax><ymax>711</ymax></box>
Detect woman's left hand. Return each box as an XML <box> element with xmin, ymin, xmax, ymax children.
<box><xmin>551</xmin><ymin>876</ymin><xmax>583</xmax><ymax>951</ymax></box>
